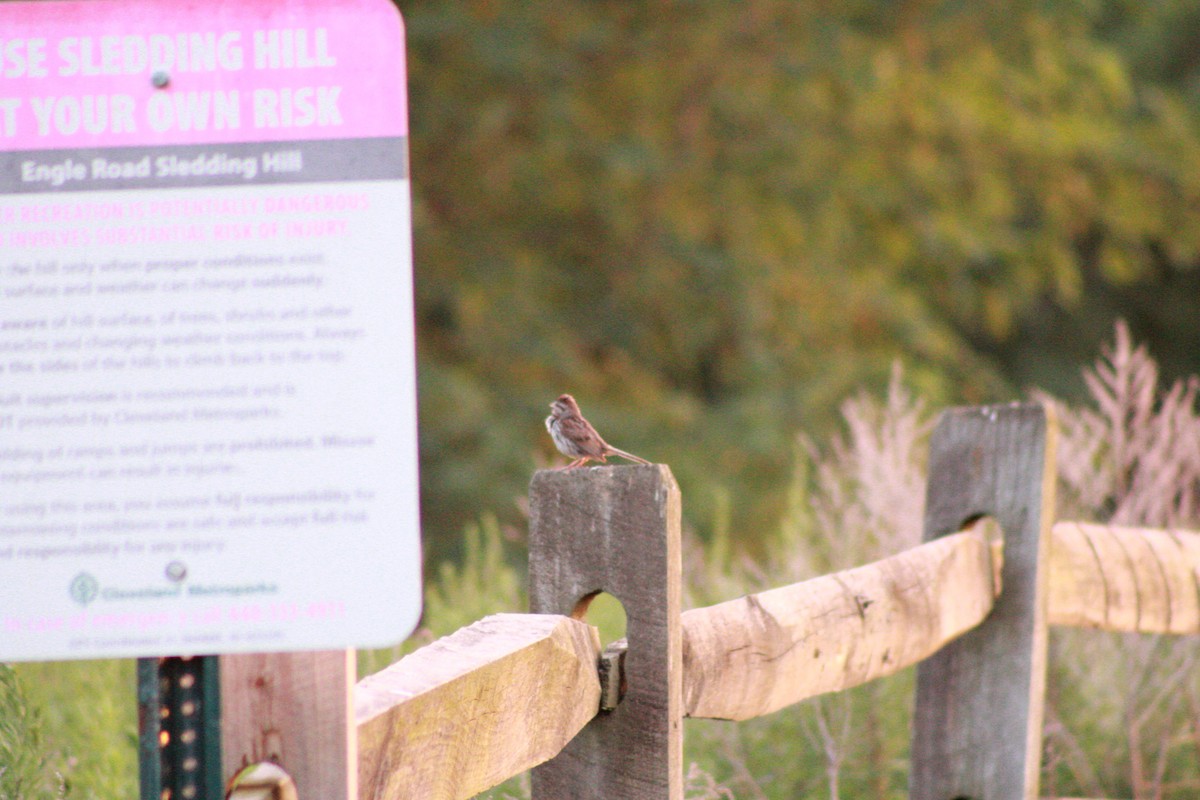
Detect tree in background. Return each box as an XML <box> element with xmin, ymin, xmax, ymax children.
<box><xmin>397</xmin><ymin>0</ymin><xmax>1200</xmax><ymax>559</ymax></box>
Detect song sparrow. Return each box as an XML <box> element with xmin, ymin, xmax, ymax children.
<box><xmin>545</xmin><ymin>394</ymin><xmax>651</xmax><ymax>469</ymax></box>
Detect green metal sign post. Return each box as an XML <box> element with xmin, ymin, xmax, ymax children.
<box><xmin>138</xmin><ymin>657</ymin><xmax>222</xmax><ymax>800</ymax></box>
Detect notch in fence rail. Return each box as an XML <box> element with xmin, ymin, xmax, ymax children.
<box><xmin>529</xmin><ymin>464</ymin><xmax>683</xmax><ymax>800</ymax></box>
<box><xmin>910</xmin><ymin>402</ymin><xmax>1057</xmax><ymax>800</ymax></box>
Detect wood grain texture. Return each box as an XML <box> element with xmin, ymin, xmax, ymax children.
<box><xmin>1048</xmin><ymin>521</ymin><xmax>1200</xmax><ymax>634</ymax></box>
<box><xmin>682</xmin><ymin>529</ymin><xmax>997</xmax><ymax>720</ymax></box>
<box><xmin>355</xmin><ymin>613</ymin><xmax>601</xmax><ymax>800</ymax></box>
<box><xmin>528</xmin><ymin>464</ymin><xmax>683</xmax><ymax>800</ymax></box>
<box><xmin>910</xmin><ymin>403</ymin><xmax>1057</xmax><ymax>800</ymax></box>
<box><xmin>220</xmin><ymin>650</ymin><xmax>356</xmax><ymax>800</ymax></box>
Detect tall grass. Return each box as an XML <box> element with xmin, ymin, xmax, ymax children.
<box><xmin>2</xmin><ymin>660</ymin><xmax>135</xmax><ymax>800</ymax></box>
<box><xmin>0</xmin><ymin>664</ymin><xmax>66</xmax><ymax>800</ymax></box>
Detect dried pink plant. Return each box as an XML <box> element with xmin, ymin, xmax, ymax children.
<box><xmin>1038</xmin><ymin>321</ymin><xmax>1200</xmax><ymax>800</ymax></box>
<box><xmin>1039</xmin><ymin>320</ymin><xmax>1200</xmax><ymax>528</ymax></box>
<box><xmin>795</xmin><ymin>362</ymin><xmax>933</xmax><ymax>576</ymax></box>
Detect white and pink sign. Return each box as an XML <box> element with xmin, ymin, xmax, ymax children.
<box><xmin>0</xmin><ymin>0</ymin><xmax>422</xmax><ymax>660</ymax></box>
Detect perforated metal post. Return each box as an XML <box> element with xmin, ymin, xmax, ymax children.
<box><xmin>138</xmin><ymin>656</ymin><xmax>222</xmax><ymax>800</ymax></box>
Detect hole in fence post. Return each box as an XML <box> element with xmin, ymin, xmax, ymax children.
<box><xmin>574</xmin><ymin>591</ymin><xmax>630</xmax><ymax>710</ymax></box>
<box><xmin>964</xmin><ymin>515</ymin><xmax>1005</xmax><ymax>596</ymax></box>
<box><xmin>226</xmin><ymin>762</ymin><xmax>297</xmax><ymax>800</ymax></box>
<box><xmin>573</xmin><ymin>591</ymin><xmax>628</xmax><ymax>648</ymax></box>
<box><xmin>963</xmin><ymin>514</ymin><xmax>1003</xmax><ymax>544</ymax></box>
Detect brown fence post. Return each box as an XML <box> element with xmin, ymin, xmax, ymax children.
<box><xmin>910</xmin><ymin>403</ymin><xmax>1057</xmax><ymax>800</ymax></box>
<box><xmin>528</xmin><ymin>464</ymin><xmax>683</xmax><ymax>800</ymax></box>
<box><xmin>220</xmin><ymin>650</ymin><xmax>357</xmax><ymax>799</ymax></box>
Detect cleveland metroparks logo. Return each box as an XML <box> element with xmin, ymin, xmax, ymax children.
<box><xmin>69</xmin><ymin>572</ymin><xmax>99</xmax><ymax>606</ymax></box>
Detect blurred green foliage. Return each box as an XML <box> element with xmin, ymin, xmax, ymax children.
<box><xmin>397</xmin><ymin>0</ymin><xmax>1200</xmax><ymax>562</ymax></box>
<box><xmin>0</xmin><ymin>664</ymin><xmax>65</xmax><ymax>800</ymax></box>
<box><xmin>6</xmin><ymin>662</ymin><xmax>136</xmax><ymax>796</ymax></box>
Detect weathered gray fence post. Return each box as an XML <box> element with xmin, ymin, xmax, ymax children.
<box><xmin>529</xmin><ymin>464</ymin><xmax>683</xmax><ymax>800</ymax></box>
<box><xmin>910</xmin><ymin>403</ymin><xmax>1057</xmax><ymax>800</ymax></box>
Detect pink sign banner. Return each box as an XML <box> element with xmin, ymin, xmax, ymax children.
<box><xmin>0</xmin><ymin>0</ymin><xmax>408</xmax><ymax>150</ymax></box>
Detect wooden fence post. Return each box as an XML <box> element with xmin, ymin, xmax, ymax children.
<box><xmin>528</xmin><ymin>464</ymin><xmax>683</xmax><ymax>800</ymax></box>
<box><xmin>220</xmin><ymin>650</ymin><xmax>357</xmax><ymax>799</ymax></box>
<box><xmin>910</xmin><ymin>403</ymin><xmax>1057</xmax><ymax>800</ymax></box>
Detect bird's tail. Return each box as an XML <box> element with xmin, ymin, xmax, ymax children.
<box><xmin>607</xmin><ymin>446</ymin><xmax>651</xmax><ymax>465</ymax></box>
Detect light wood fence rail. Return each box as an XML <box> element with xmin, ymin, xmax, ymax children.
<box><xmin>217</xmin><ymin>402</ymin><xmax>1198</xmax><ymax>800</ymax></box>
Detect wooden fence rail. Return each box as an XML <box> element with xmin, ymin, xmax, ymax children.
<box><xmin>1048</xmin><ymin>521</ymin><xmax>1200</xmax><ymax>634</ymax></box>
<box><xmin>681</xmin><ymin>528</ymin><xmax>997</xmax><ymax>721</ymax></box>
<box><xmin>215</xmin><ymin>402</ymin><xmax>1200</xmax><ymax>799</ymax></box>
<box><xmin>355</xmin><ymin>614</ymin><xmax>600</xmax><ymax>799</ymax></box>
